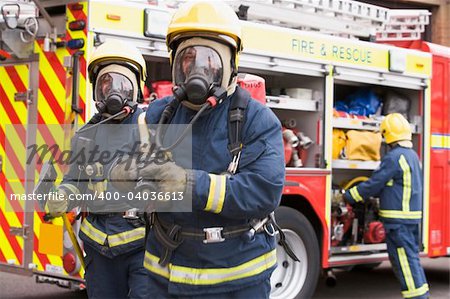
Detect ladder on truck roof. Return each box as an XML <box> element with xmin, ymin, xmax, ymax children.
<box><xmin>376</xmin><ymin>9</ymin><xmax>431</xmax><ymax>41</ymax></box>
<box><xmin>231</xmin><ymin>0</ymin><xmax>389</xmax><ymax>39</ymax></box>
<box><xmin>226</xmin><ymin>0</ymin><xmax>430</xmax><ymax>41</ymax></box>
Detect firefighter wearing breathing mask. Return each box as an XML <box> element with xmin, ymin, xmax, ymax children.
<box><xmin>109</xmin><ymin>1</ymin><xmax>285</xmax><ymax>298</ymax></box>
<box><xmin>46</xmin><ymin>40</ymin><xmax>149</xmax><ymax>299</ymax></box>
<box><xmin>344</xmin><ymin>113</ymin><xmax>429</xmax><ymax>299</ymax></box>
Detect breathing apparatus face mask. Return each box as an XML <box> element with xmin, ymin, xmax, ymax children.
<box><xmin>94</xmin><ymin>64</ymin><xmax>138</xmax><ymax>118</ymax></box>
<box><xmin>172</xmin><ymin>38</ymin><xmax>233</xmax><ymax>109</ymax></box>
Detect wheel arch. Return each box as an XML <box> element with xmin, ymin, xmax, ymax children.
<box><xmin>280</xmin><ymin>194</ymin><xmax>326</xmax><ymax>265</ymax></box>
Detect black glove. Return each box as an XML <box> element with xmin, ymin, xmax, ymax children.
<box><xmin>336</xmin><ymin>189</ymin><xmax>345</xmax><ymax>202</ymax></box>
<box><xmin>109</xmin><ymin>156</ymin><xmax>140</xmax><ymax>192</ymax></box>
<box><xmin>109</xmin><ymin>155</ymin><xmax>187</xmax><ymax>194</ymax></box>
<box><xmin>139</xmin><ymin>160</ymin><xmax>187</xmax><ymax>194</ymax></box>
<box><xmin>46</xmin><ymin>186</ymin><xmax>69</xmax><ymax>217</ymax></box>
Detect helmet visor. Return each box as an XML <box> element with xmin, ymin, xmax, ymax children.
<box><xmin>173</xmin><ymin>46</ymin><xmax>223</xmax><ymax>86</ymax></box>
<box><xmin>95</xmin><ymin>72</ymin><xmax>134</xmax><ymax>102</ymax></box>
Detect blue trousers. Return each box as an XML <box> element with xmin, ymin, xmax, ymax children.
<box><xmin>147</xmin><ymin>274</ymin><xmax>271</xmax><ymax>299</ymax></box>
<box><xmin>84</xmin><ymin>245</ymin><xmax>149</xmax><ymax>299</ymax></box>
<box><xmin>385</xmin><ymin>223</ymin><xmax>429</xmax><ymax>299</ymax></box>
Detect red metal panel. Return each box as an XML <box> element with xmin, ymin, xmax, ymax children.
<box><xmin>283</xmin><ymin>174</ymin><xmax>330</xmax><ymax>267</ymax></box>
<box><xmin>426</xmin><ymin>49</ymin><xmax>449</xmax><ymax>257</ymax></box>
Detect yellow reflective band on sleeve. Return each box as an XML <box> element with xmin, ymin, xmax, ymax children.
<box><xmin>399</xmin><ymin>155</ymin><xmax>412</xmax><ymax>212</ymax></box>
<box><xmin>379</xmin><ymin>210</ymin><xmax>422</xmax><ymax>219</ymax></box>
<box><xmin>144</xmin><ymin>250</ymin><xmax>170</xmax><ymax>279</ymax></box>
<box><xmin>386</xmin><ymin>179</ymin><xmax>394</xmax><ymax>187</ymax></box>
<box><xmin>143</xmin><ymin>249</ymin><xmax>277</xmax><ymax>285</ymax></box>
<box><xmin>397</xmin><ymin>247</ymin><xmax>415</xmax><ymax>291</ymax></box>
<box><xmin>401</xmin><ymin>283</ymin><xmax>429</xmax><ymax>298</ymax></box>
<box><xmin>204</xmin><ymin>174</ymin><xmax>226</xmax><ymax>214</ymax></box>
<box><xmin>80</xmin><ymin>219</ymin><xmax>107</xmax><ymax>245</ymax></box>
<box><xmin>108</xmin><ymin>227</ymin><xmax>145</xmax><ymax>247</ymax></box>
<box><xmin>350</xmin><ymin>186</ymin><xmax>364</xmax><ymax>202</ymax></box>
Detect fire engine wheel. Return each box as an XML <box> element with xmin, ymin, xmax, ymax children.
<box><xmin>270</xmin><ymin>206</ymin><xmax>320</xmax><ymax>299</ymax></box>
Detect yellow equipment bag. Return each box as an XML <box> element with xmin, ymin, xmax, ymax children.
<box><xmin>345</xmin><ymin>130</ymin><xmax>382</xmax><ymax>161</ymax></box>
<box><xmin>332</xmin><ymin>129</ymin><xmax>347</xmax><ymax>159</ymax></box>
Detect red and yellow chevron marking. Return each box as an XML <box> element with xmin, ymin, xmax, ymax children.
<box><xmin>0</xmin><ymin>2</ymin><xmax>87</xmax><ymax>277</ymax></box>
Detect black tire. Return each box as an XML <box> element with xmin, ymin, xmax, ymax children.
<box><xmin>270</xmin><ymin>206</ymin><xmax>321</xmax><ymax>299</ymax></box>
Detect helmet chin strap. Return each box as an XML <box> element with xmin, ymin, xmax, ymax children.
<box><xmin>101</xmin><ymin>106</ymin><xmax>132</xmax><ymax>120</ymax></box>
<box><xmin>96</xmin><ymin>99</ymin><xmax>135</xmax><ymax>120</ymax></box>
<box><xmin>179</xmin><ymin>82</ymin><xmax>236</xmax><ymax>112</ymax></box>
<box><xmin>180</xmin><ymin>100</ymin><xmax>204</xmax><ymax>111</ymax></box>
<box><xmin>173</xmin><ymin>83</ymin><xmax>227</xmax><ymax>111</ymax></box>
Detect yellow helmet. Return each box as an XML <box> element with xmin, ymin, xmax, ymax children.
<box><xmin>166</xmin><ymin>1</ymin><xmax>242</xmax><ymax>64</ymax></box>
<box><xmin>88</xmin><ymin>40</ymin><xmax>147</xmax><ymax>97</ymax></box>
<box><xmin>380</xmin><ymin>113</ymin><xmax>412</xmax><ymax>144</ymax></box>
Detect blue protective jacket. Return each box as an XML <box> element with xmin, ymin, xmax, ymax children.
<box><xmin>344</xmin><ymin>145</ymin><xmax>423</xmax><ymax>224</ymax></box>
<box><xmin>59</xmin><ymin>109</ymin><xmax>146</xmax><ymax>258</ymax></box>
<box><xmin>143</xmin><ymin>87</ymin><xmax>285</xmax><ymax>295</ymax></box>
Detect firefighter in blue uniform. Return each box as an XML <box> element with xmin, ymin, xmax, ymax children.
<box><xmin>47</xmin><ymin>40</ymin><xmax>149</xmax><ymax>299</ymax></box>
<box><xmin>344</xmin><ymin>113</ymin><xmax>429</xmax><ymax>299</ymax></box>
<box><xmin>109</xmin><ymin>1</ymin><xmax>286</xmax><ymax>298</ymax></box>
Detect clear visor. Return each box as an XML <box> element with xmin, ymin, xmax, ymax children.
<box><xmin>173</xmin><ymin>46</ymin><xmax>223</xmax><ymax>86</ymax></box>
<box><xmin>95</xmin><ymin>72</ymin><xmax>134</xmax><ymax>102</ymax></box>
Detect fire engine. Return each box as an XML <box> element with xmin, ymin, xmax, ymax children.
<box><xmin>0</xmin><ymin>1</ymin><xmax>448</xmax><ymax>298</ymax></box>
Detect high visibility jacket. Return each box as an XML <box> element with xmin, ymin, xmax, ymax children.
<box><xmin>59</xmin><ymin>109</ymin><xmax>146</xmax><ymax>258</ymax></box>
<box><xmin>144</xmin><ymin>87</ymin><xmax>285</xmax><ymax>295</ymax></box>
<box><xmin>344</xmin><ymin>145</ymin><xmax>423</xmax><ymax>224</ymax></box>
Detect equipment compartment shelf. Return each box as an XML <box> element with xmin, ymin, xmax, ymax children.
<box><xmin>266</xmin><ymin>96</ymin><xmax>318</xmax><ymax>111</ymax></box>
<box><xmin>332</xmin><ymin>159</ymin><xmax>380</xmax><ymax>170</ymax></box>
<box><xmin>333</xmin><ymin>117</ymin><xmax>420</xmax><ymax>133</ymax></box>
<box><xmin>333</xmin><ymin>117</ymin><xmax>380</xmax><ymax>131</ymax></box>
<box><xmin>330</xmin><ymin>243</ymin><xmax>387</xmax><ymax>254</ymax></box>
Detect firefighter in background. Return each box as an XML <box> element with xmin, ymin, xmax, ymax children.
<box><xmin>344</xmin><ymin>113</ymin><xmax>429</xmax><ymax>299</ymax></box>
<box><xmin>110</xmin><ymin>1</ymin><xmax>285</xmax><ymax>298</ymax></box>
<box><xmin>46</xmin><ymin>40</ymin><xmax>149</xmax><ymax>299</ymax></box>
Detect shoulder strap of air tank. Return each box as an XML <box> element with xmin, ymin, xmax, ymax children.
<box><xmin>227</xmin><ymin>86</ymin><xmax>250</xmax><ymax>174</ymax></box>
<box><xmin>138</xmin><ymin>112</ymin><xmax>150</xmax><ymax>153</ymax></box>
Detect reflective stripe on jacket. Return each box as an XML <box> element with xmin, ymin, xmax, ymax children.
<box><xmin>79</xmin><ymin>214</ymin><xmax>145</xmax><ymax>258</ymax></box>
